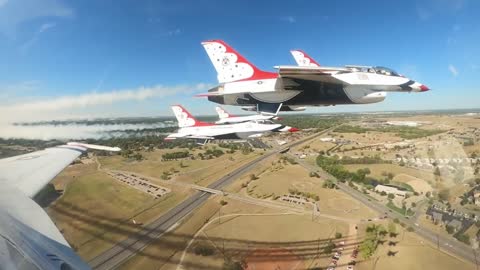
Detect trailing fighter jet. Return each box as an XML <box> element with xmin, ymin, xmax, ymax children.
<box><xmin>215</xmin><ymin>106</ymin><xmax>279</xmax><ymax>124</ymax></box>
<box><xmin>0</xmin><ymin>142</ymin><xmax>120</xmax><ymax>269</ymax></box>
<box><xmin>165</xmin><ymin>105</ymin><xmax>298</xmax><ymax>143</ymax></box>
<box><xmin>290</xmin><ymin>50</ymin><xmax>320</xmax><ymax>67</ymax></box>
<box><xmin>198</xmin><ymin>40</ymin><xmax>429</xmax><ymax>113</ymax></box>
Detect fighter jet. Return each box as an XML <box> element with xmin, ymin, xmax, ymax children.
<box><xmin>198</xmin><ymin>40</ymin><xmax>429</xmax><ymax>113</ymax></box>
<box><xmin>165</xmin><ymin>105</ymin><xmax>298</xmax><ymax>143</ymax></box>
<box><xmin>0</xmin><ymin>142</ymin><xmax>120</xmax><ymax>269</ymax></box>
<box><xmin>215</xmin><ymin>106</ymin><xmax>279</xmax><ymax>124</ymax></box>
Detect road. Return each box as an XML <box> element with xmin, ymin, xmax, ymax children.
<box><xmin>292</xmin><ymin>156</ymin><xmax>480</xmax><ymax>267</ymax></box>
<box><xmin>89</xmin><ymin>128</ymin><xmax>336</xmax><ymax>269</ymax></box>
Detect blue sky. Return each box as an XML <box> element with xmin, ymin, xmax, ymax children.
<box><xmin>0</xmin><ymin>0</ymin><xmax>479</xmax><ymax>121</ymax></box>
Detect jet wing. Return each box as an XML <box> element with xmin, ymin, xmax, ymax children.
<box><xmin>0</xmin><ymin>142</ymin><xmax>120</xmax><ymax>269</ymax></box>
<box><xmin>185</xmin><ymin>135</ymin><xmax>215</xmax><ymax>140</ymax></box>
<box><xmin>276</xmin><ymin>65</ymin><xmax>350</xmax><ymax>84</ymax></box>
<box><xmin>0</xmin><ymin>142</ymin><xmax>120</xmax><ymax>198</ymax></box>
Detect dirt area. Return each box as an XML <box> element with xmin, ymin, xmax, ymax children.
<box><xmin>393</xmin><ymin>174</ymin><xmax>433</xmax><ymax>194</ymax></box>
<box><xmin>244</xmin><ymin>248</ymin><xmax>304</xmax><ymax>270</ymax></box>
<box><xmin>48</xmin><ymin>163</ymin><xmax>189</xmax><ymax>261</ymax></box>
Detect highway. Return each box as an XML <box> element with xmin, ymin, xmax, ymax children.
<box><xmin>292</xmin><ymin>156</ymin><xmax>480</xmax><ymax>267</ymax></box>
<box><xmin>89</xmin><ymin>129</ymin><xmax>334</xmax><ymax>269</ymax></box>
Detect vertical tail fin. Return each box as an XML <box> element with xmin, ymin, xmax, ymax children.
<box><xmin>215</xmin><ymin>106</ymin><xmax>234</xmax><ymax>119</ymax></box>
<box><xmin>201</xmin><ymin>40</ymin><xmax>277</xmax><ymax>83</ymax></box>
<box><xmin>171</xmin><ymin>105</ymin><xmax>212</xmax><ymax>128</ymax></box>
<box><xmin>290</xmin><ymin>50</ymin><xmax>320</xmax><ymax>67</ymax></box>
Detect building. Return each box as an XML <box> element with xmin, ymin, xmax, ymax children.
<box><xmin>447</xmin><ymin>219</ymin><xmax>463</xmax><ymax>233</ymax></box>
<box><xmin>432</xmin><ymin>212</ymin><xmax>444</xmax><ymax>224</ymax></box>
<box><xmin>374</xmin><ymin>184</ymin><xmax>408</xmax><ymax>197</ymax></box>
<box><xmin>474</xmin><ymin>191</ymin><xmax>480</xmax><ymax>206</ymax></box>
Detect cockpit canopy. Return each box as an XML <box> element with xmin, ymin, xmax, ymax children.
<box><xmin>346</xmin><ymin>65</ymin><xmax>401</xmax><ymax>77</ymax></box>
<box><xmin>374</xmin><ymin>66</ymin><xmax>400</xmax><ymax>76</ymax></box>
<box><xmin>253</xmin><ymin>120</ymin><xmax>275</xmax><ymax>125</ymax></box>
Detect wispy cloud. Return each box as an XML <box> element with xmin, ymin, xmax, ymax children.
<box><xmin>0</xmin><ymin>83</ymin><xmax>212</xmax><ymax>123</ymax></box>
<box><xmin>0</xmin><ymin>0</ymin><xmax>73</xmax><ymax>38</ymax></box>
<box><xmin>415</xmin><ymin>0</ymin><xmax>467</xmax><ymax>21</ymax></box>
<box><xmin>281</xmin><ymin>16</ymin><xmax>296</xmax><ymax>23</ymax></box>
<box><xmin>20</xmin><ymin>22</ymin><xmax>56</xmax><ymax>53</ymax></box>
<box><xmin>448</xmin><ymin>64</ymin><xmax>459</xmax><ymax>77</ymax></box>
<box><xmin>166</xmin><ymin>28</ymin><xmax>182</xmax><ymax>36</ymax></box>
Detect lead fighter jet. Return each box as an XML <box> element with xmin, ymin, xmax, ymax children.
<box><xmin>165</xmin><ymin>105</ymin><xmax>298</xmax><ymax>143</ymax></box>
<box><xmin>0</xmin><ymin>142</ymin><xmax>120</xmax><ymax>269</ymax></box>
<box><xmin>198</xmin><ymin>40</ymin><xmax>429</xmax><ymax>113</ymax></box>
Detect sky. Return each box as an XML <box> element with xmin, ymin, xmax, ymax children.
<box><xmin>0</xmin><ymin>0</ymin><xmax>479</xmax><ymax>126</ymax></box>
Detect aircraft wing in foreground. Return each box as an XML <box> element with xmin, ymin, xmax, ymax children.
<box><xmin>165</xmin><ymin>105</ymin><xmax>299</xmax><ymax>143</ymax></box>
<box><xmin>0</xmin><ymin>142</ymin><xmax>120</xmax><ymax>269</ymax></box>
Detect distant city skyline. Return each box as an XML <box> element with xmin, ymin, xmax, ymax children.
<box><xmin>0</xmin><ymin>0</ymin><xmax>479</xmax><ymax>124</ymax></box>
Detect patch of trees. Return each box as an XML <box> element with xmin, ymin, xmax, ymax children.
<box><xmin>322</xmin><ymin>241</ymin><xmax>336</xmax><ymax>254</ymax></box>
<box><xmin>359</xmin><ymin>224</ymin><xmax>387</xmax><ymax>259</ymax></box>
<box><xmin>386</xmin><ymin>201</ymin><xmax>414</xmax><ymax>216</ymax></box>
<box><xmin>120</xmin><ymin>149</ymin><xmax>144</xmax><ymax>161</ymax></box>
<box><xmin>288</xmin><ymin>188</ymin><xmax>320</xmax><ymax>201</ymax></box>
<box><xmin>464</xmin><ymin>140</ymin><xmax>475</xmax><ymax>146</ymax></box>
<box><xmin>316</xmin><ymin>156</ymin><xmax>379</xmax><ymax>186</ymax></box>
<box><xmin>280</xmin><ymin>155</ymin><xmax>297</xmax><ymax>165</ymax></box>
<box><xmin>223</xmin><ymin>257</ymin><xmax>246</xmax><ymax>270</ymax></box>
<box><xmin>162</xmin><ymin>151</ymin><xmax>190</xmax><ymax>160</ymax></box>
<box><xmin>338</xmin><ymin>155</ymin><xmax>390</xmax><ymax>165</ymax></box>
<box><xmin>322</xmin><ymin>179</ymin><xmax>337</xmax><ymax>189</ymax></box>
<box><xmin>205</xmin><ymin>148</ymin><xmax>224</xmax><ymax>157</ymax></box>
<box><xmin>278</xmin><ymin>116</ymin><xmax>343</xmax><ymax>130</ymax></box>
<box><xmin>193</xmin><ymin>244</ymin><xmax>215</xmax><ymax>256</ymax></box>
<box><xmin>454</xmin><ymin>233</ymin><xmax>470</xmax><ymax>245</ymax></box>
<box><xmin>334</xmin><ymin>125</ymin><xmax>369</xmax><ymax>134</ymax></box>
<box><xmin>438</xmin><ymin>189</ymin><xmax>450</xmax><ymax>201</ymax></box>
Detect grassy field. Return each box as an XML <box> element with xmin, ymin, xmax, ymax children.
<box><xmin>242</xmin><ymin>162</ymin><xmax>377</xmax><ymax>220</ymax></box>
<box><xmin>99</xmin><ymin>148</ymin><xmax>260</xmax><ymax>187</ymax></box>
<box><xmin>178</xmin><ymin>198</ymin><xmax>351</xmax><ymax>270</ymax></box>
<box><xmin>48</xmin><ymin>163</ymin><xmax>189</xmax><ymax>261</ymax></box>
<box><xmin>334</xmin><ymin>125</ymin><xmax>445</xmax><ymax>139</ymax></box>
<box><xmin>357</xmin><ymin>226</ymin><xmax>475</xmax><ymax>270</ymax></box>
<box><xmin>174</xmin><ymin>152</ymin><xmax>262</xmax><ymax>187</ymax></box>
<box><xmin>119</xmin><ymin>198</ymin><xmax>222</xmax><ymax>270</ymax></box>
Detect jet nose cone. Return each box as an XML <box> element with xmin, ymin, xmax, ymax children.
<box><xmin>419</xmin><ymin>84</ymin><xmax>430</xmax><ymax>92</ymax></box>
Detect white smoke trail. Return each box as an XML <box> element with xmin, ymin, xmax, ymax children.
<box><xmin>0</xmin><ymin>122</ymin><xmax>175</xmax><ymax>140</ymax></box>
